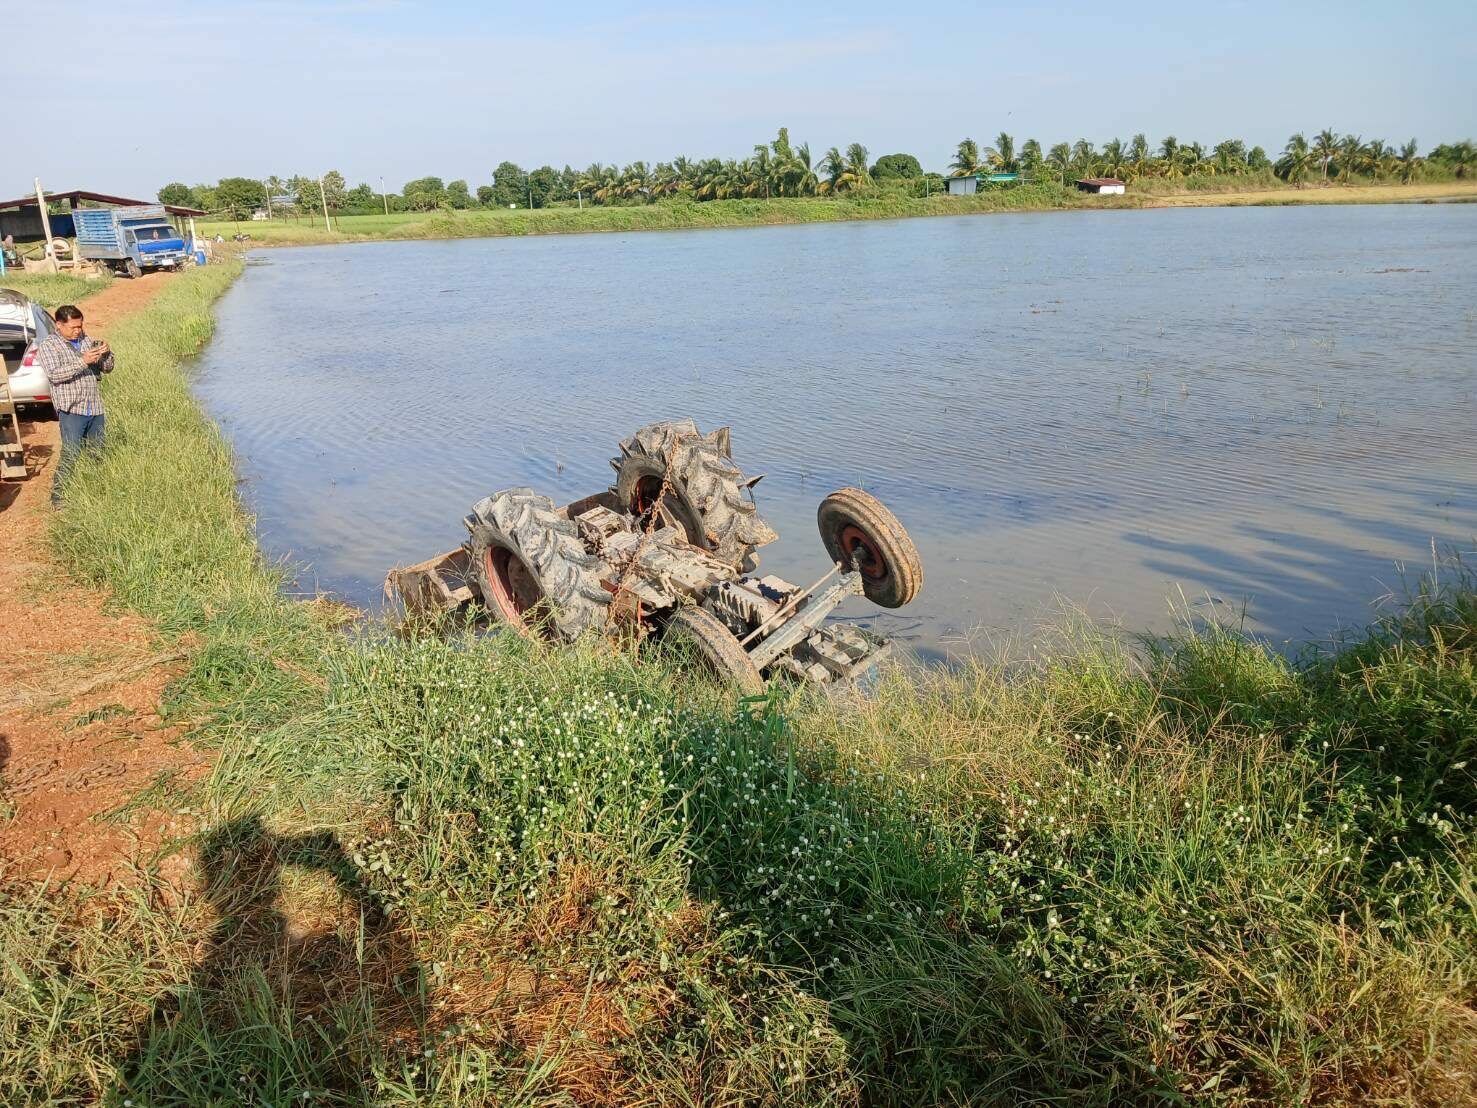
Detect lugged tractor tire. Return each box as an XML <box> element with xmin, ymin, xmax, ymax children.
<box><xmin>463</xmin><ymin>487</ymin><xmax>610</xmax><ymax>641</ymax></box>
<box><xmin>662</xmin><ymin>605</ymin><xmax>765</xmax><ymax>697</ymax></box>
<box><xmin>611</xmin><ymin>419</ymin><xmax>777</xmax><ymax>569</ymax></box>
<box><xmin>817</xmin><ymin>487</ymin><xmax>923</xmax><ymax>609</ymax></box>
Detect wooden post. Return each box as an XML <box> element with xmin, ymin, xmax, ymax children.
<box><xmin>319</xmin><ymin>175</ymin><xmax>331</xmax><ymax>232</ymax></box>
<box><xmin>34</xmin><ymin>178</ymin><xmax>58</xmax><ymax>273</ymax></box>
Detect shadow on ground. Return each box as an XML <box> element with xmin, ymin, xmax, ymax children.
<box><xmin>113</xmin><ymin>817</ymin><xmax>428</xmax><ymax>1106</ymax></box>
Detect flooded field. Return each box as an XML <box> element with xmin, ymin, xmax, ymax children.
<box><xmin>194</xmin><ymin>205</ymin><xmax>1477</xmax><ymax>660</ymax></box>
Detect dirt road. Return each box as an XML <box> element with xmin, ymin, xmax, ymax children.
<box><xmin>0</xmin><ymin>272</ymin><xmax>209</xmax><ymax>884</ymax></box>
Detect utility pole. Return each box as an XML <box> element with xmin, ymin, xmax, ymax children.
<box><xmin>263</xmin><ymin>179</ymin><xmax>274</xmax><ymax>219</ymax></box>
<box><xmin>318</xmin><ymin>175</ymin><xmax>332</xmax><ymax>232</ymax></box>
<box><xmin>577</xmin><ymin>190</ymin><xmax>583</xmax><ymax>210</ymax></box>
<box><xmin>381</xmin><ymin>176</ymin><xmax>389</xmax><ymax>216</ymax></box>
<box><xmin>34</xmin><ymin>177</ymin><xmax>58</xmax><ymax>273</ymax></box>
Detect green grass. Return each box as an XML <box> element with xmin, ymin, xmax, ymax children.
<box><xmin>1</xmin><ymin>271</ymin><xmax>111</xmax><ymax>311</ymax></box>
<box><xmin>199</xmin><ymin>184</ymin><xmax>1094</xmax><ymax>245</ymax></box>
<box><xmin>1</xmin><ymin>261</ymin><xmax>1474</xmax><ymax>1104</ymax></box>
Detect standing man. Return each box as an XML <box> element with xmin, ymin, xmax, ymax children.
<box><xmin>38</xmin><ymin>304</ymin><xmax>113</xmax><ymax>506</ymax></box>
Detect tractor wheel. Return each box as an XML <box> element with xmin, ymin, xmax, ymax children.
<box><xmin>817</xmin><ymin>488</ymin><xmax>923</xmax><ymax>609</ymax></box>
<box><xmin>662</xmin><ymin>606</ymin><xmax>765</xmax><ymax>696</ymax></box>
<box><xmin>123</xmin><ymin>259</ymin><xmax>142</xmax><ymax>279</ymax></box>
<box><xmin>464</xmin><ymin>487</ymin><xmax>610</xmax><ymax>640</ymax></box>
<box><xmin>611</xmin><ymin>420</ymin><xmax>777</xmax><ymax>569</ymax></box>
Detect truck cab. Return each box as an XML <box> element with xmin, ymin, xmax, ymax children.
<box><xmin>74</xmin><ymin>205</ymin><xmax>190</xmax><ymax>277</ymax></box>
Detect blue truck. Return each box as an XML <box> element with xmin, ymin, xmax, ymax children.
<box><xmin>73</xmin><ymin>205</ymin><xmax>190</xmax><ymax>277</ymax></box>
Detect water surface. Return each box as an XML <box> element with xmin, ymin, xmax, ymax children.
<box><xmin>194</xmin><ymin>206</ymin><xmax>1477</xmax><ymax>659</ymax></box>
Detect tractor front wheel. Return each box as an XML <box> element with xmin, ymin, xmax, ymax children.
<box><xmin>817</xmin><ymin>488</ymin><xmax>923</xmax><ymax>609</ymax></box>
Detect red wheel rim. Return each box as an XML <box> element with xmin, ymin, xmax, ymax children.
<box><xmin>630</xmin><ymin>475</ymin><xmax>664</xmax><ymax>516</ymax></box>
<box><xmin>838</xmin><ymin>524</ymin><xmax>887</xmax><ymax>581</ymax></box>
<box><xmin>483</xmin><ymin>546</ymin><xmax>545</xmax><ymax>630</ymax></box>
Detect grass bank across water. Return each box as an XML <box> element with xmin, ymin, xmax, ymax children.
<box><xmin>199</xmin><ymin>180</ymin><xmax>1477</xmax><ymax>246</ymax></box>
<box><xmin>2</xmin><ymin>262</ymin><xmax>1474</xmax><ymax>1104</ymax></box>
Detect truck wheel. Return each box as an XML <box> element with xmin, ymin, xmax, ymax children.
<box><xmin>662</xmin><ymin>606</ymin><xmax>765</xmax><ymax>696</ymax></box>
<box><xmin>611</xmin><ymin>420</ymin><xmax>777</xmax><ymax>569</ymax></box>
<box><xmin>123</xmin><ymin>259</ymin><xmax>141</xmax><ymax>279</ymax></box>
<box><xmin>817</xmin><ymin>488</ymin><xmax>923</xmax><ymax>608</ymax></box>
<box><xmin>464</xmin><ymin>488</ymin><xmax>610</xmax><ymax>641</ymax></box>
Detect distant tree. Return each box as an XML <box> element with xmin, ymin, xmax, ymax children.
<box><xmin>214</xmin><ymin>176</ymin><xmax>267</xmax><ymax>219</ymax></box>
<box><xmin>402</xmin><ymin>176</ymin><xmax>448</xmax><ymax>211</ymax></box>
<box><xmin>987</xmin><ymin>132</ymin><xmax>1016</xmax><ymax>172</ymax></box>
<box><xmin>1278</xmin><ymin>133</ymin><xmax>1312</xmax><ymax>187</ymax></box>
<box><xmin>1020</xmin><ymin>139</ymin><xmax>1044</xmax><ymax>178</ymax></box>
<box><xmin>191</xmin><ymin>183</ymin><xmax>219</xmax><ymax>212</ymax></box>
<box><xmin>1128</xmin><ymin>133</ymin><xmax>1150</xmax><ymax>178</ymax></box>
<box><xmin>492</xmin><ymin>161</ymin><xmax>528</xmax><ymax>207</ymax></box>
<box><xmin>446</xmin><ymin>179</ymin><xmax>472</xmax><ymax>209</ymax></box>
<box><xmin>1047</xmin><ymin>143</ymin><xmax>1072</xmax><ymax>185</ymax></box>
<box><xmin>157</xmin><ymin>182</ymin><xmax>196</xmax><ymax>207</ymax></box>
<box><xmin>1158</xmin><ymin>136</ymin><xmax>1181</xmax><ymax>178</ymax></box>
<box><xmin>1246</xmin><ymin>145</ymin><xmax>1271</xmax><ymax>171</ymax></box>
<box><xmin>1071</xmin><ymin>139</ymin><xmax>1098</xmax><ymax>176</ymax></box>
<box><xmin>1313</xmin><ymin>129</ymin><xmax>1339</xmax><ymax>184</ymax></box>
<box><xmin>871</xmin><ymin>153</ymin><xmax>923</xmax><ymax>180</ymax></box>
<box><xmin>949</xmin><ymin>138</ymin><xmax>982</xmax><ymax>177</ymax></box>
<box><xmin>321</xmin><ymin>170</ymin><xmax>347</xmax><ymax>210</ymax></box>
<box><xmin>528</xmin><ymin>165</ymin><xmax>559</xmax><ymax>208</ymax></box>
<box><xmin>558</xmin><ymin>165</ymin><xmax>580</xmax><ymax>201</ymax></box>
<box><xmin>1430</xmin><ymin>139</ymin><xmax>1473</xmax><ymax>178</ymax></box>
<box><xmin>344</xmin><ymin>183</ymin><xmax>377</xmax><ymax>212</ymax></box>
<box><xmin>1337</xmin><ymin>134</ymin><xmax>1366</xmax><ymax>181</ymax></box>
<box><xmin>1100</xmin><ymin>138</ymin><xmax>1126</xmax><ymax>179</ymax></box>
<box><xmin>1397</xmin><ymin>138</ymin><xmax>1423</xmax><ymax>184</ymax></box>
<box><xmin>294</xmin><ymin>176</ymin><xmax>322</xmax><ymax>214</ymax></box>
<box><xmin>475</xmin><ymin>184</ymin><xmax>495</xmax><ymax>206</ymax></box>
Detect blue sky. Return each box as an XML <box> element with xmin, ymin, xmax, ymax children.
<box><xmin>9</xmin><ymin>1</ymin><xmax>1475</xmax><ymax>199</ymax></box>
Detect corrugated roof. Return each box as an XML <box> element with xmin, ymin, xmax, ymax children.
<box><xmin>0</xmin><ymin>189</ymin><xmax>205</xmax><ymax>216</ymax></box>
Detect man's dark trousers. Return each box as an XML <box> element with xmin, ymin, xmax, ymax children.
<box><xmin>52</xmin><ymin>410</ymin><xmax>105</xmax><ymax>506</ymax></box>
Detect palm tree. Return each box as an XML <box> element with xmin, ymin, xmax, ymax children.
<box><xmin>621</xmin><ymin>161</ymin><xmax>651</xmax><ymax>202</ymax></box>
<box><xmin>1313</xmin><ymin>129</ymin><xmax>1339</xmax><ymax>185</ymax></box>
<box><xmin>748</xmin><ymin>145</ymin><xmax>774</xmax><ymax>199</ymax></box>
<box><xmin>1047</xmin><ymin>142</ymin><xmax>1072</xmax><ymax>185</ymax></box>
<box><xmin>1213</xmin><ymin>139</ymin><xmax>1246</xmax><ymax>175</ymax></box>
<box><xmin>818</xmin><ymin>147</ymin><xmax>853</xmax><ymax>194</ymax></box>
<box><xmin>1100</xmin><ymin>138</ymin><xmax>1126</xmax><ymax>180</ymax></box>
<box><xmin>1071</xmin><ymin>139</ymin><xmax>1097</xmax><ymax>177</ymax></box>
<box><xmin>1184</xmin><ymin>142</ymin><xmax>1212</xmax><ymax>176</ymax></box>
<box><xmin>1158</xmin><ymin>135</ymin><xmax>1180</xmax><ymax>178</ymax></box>
<box><xmin>949</xmin><ymin>138</ymin><xmax>983</xmax><ymax>177</ymax></box>
<box><xmin>1279</xmin><ymin>133</ymin><xmax>1312</xmax><ymax>188</ymax></box>
<box><xmin>989</xmin><ymin>132</ymin><xmax>1016</xmax><ymax>173</ymax></box>
<box><xmin>844</xmin><ymin>143</ymin><xmax>871</xmax><ymax>191</ymax></box>
<box><xmin>1397</xmin><ymin>139</ymin><xmax>1422</xmax><ymax>184</ymax></box>
<box><xmin>1448</xmin><ymin>140</ymin><xmax>1475</xmax><ymax>179</ymax></box>
<box><xmin>1338</xmin><ymin>134</ymin><xmax>1366</xmax><ymax>182</ymax></box>
<box><xmin>1020</xmin><ymin>139</ymin><xmax>1044</xmax><ymax>179</ymax></box>
<box><xmin>1129</xmin><ymin>133</ymin><xmax>1150</xmax><ymax>180</ymax></box>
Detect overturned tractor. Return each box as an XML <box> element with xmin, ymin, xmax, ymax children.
<box><xmin>387</xmin><ymin>419</ymin><xmax>922</xmax><ymax>690</ymax></box>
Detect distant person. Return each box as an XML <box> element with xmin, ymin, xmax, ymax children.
<box><xmin>37</xmin><ymin>304</ymin><xmax>113</xmax><ymax>507</ymax></box>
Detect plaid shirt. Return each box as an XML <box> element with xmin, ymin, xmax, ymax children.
<box><xmin>37</xmin><ymin>332</ymin><xmax>114</xmax><ymax>415</ymax></box>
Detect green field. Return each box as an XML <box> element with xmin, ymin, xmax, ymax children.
<box><xmin>3</xmin><ymin>263</ymin><xmax>1474</xmax><ymax>1103</ymax></box>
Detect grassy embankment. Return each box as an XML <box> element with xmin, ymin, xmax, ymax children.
<box><xmin>199</xmin><ymin>179</ymin><xmax>1477</xmax><ymax>246</ymax></box>
<box><xmin>2</xmin><ymin>262</ymin><xmax>1475</xmax><ymax>1103</ymax></box>
<box><xmin>1</xmin><ymin>271</ymin><xmax>111</xmax><ymax>311</ymax></box>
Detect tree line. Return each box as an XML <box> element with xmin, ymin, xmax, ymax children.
<box><xmin>950</xmin><ymin>132</ymin><xmax>1474</xmax><ymax>186</ymax></box>
<box><xmin>159</xmin><ymin>129</ymin><xmax>1474</xmax><ymax>218</ymax></box>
